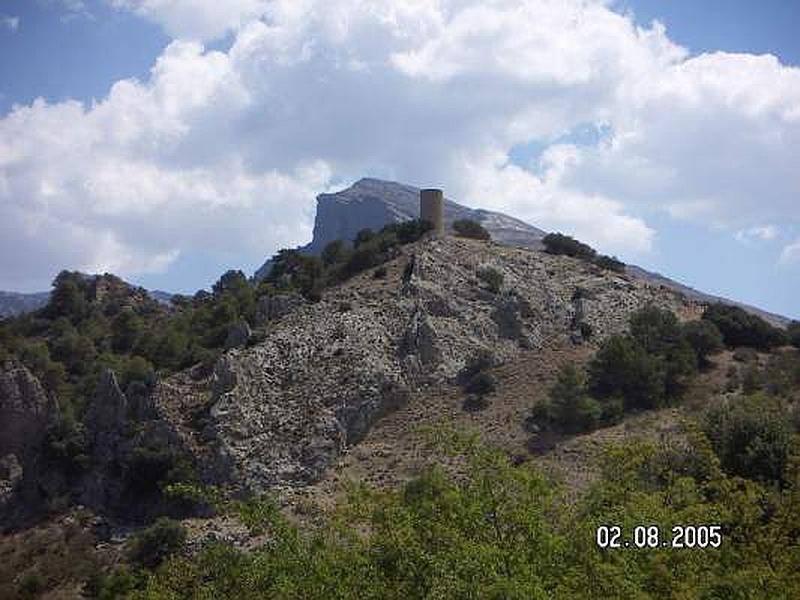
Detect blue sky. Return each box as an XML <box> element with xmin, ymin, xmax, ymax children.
<box><xmin>0</xmin><ymin>1</ymin><xmax>798</xmax><ymax>319</ymax></box>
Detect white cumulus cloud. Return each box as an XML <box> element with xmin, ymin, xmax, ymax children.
<box><xmin>1</xmin><ymin>0</ymin><xmax>799</xmax><ymax>291</ymax></box>
<box><xmin>735</xmin><ymin>225</ymin><xmax>778</xmax><ymax>243</ymax></box>
<box><xmin>780</xmin><ymin>239</ymin><xmax>800</xmax><ymax>265</ymax></box>
<box><xmin>108</xmin><ymin>0</ymin><xmax>271</xmax><ymax>41</ymax></box>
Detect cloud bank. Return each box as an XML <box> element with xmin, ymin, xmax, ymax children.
<box><xmin>1</xmin><ymin>0</ymin><xmax>799</xmax><ymax>290</ymax></box>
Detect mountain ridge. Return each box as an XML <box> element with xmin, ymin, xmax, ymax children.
<box><xmin>255</xmin><ymin>177</ymin><xmax>790</xmax><ymax>327</ymax></box>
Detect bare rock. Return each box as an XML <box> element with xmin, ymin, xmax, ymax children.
<box><xmin>0</xmin><ymin>360</ymin><xmax>61</xmax><ymax>525</ymax></box>
<box><xmin>254</xmin><ymin>293</ymin><xmax>305</xmax><ymax>326</ymax></box>
<box><xmin>83</xmin><ymin>369</ymin><xmax>128</xmax><ymax>437</ymax></box>
<box><xmin>0</xmin><ymin>359</ymin><xmax>60</xmax><ymax>457</ymax></box>
<box><xmin>155</xmin><ymin>236</ymin><xmax>703</xmax><ymax>497</ymax></box>
<box><xmin>224</xmin><ymin>320</ymin><xmax>251</xmax><ymax>350</ymax></box>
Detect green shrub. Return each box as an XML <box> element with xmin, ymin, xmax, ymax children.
<box><xmin>788</xmin><ymin>321</ymin><xmax>800</xmax><ymax>348</ymax></box>
<box><xmin>18</xmin><ymin>572</ymin><xmax>45</xmax><ymax>598</ymax></box>
<box><xmin>452</xmin><ymin>219</ymin><xmax>491</xmax><ymax>240</ymax></box>
<box><xmin>476</xmin><ymin>267</ymin><xmax>503</xmax><ymax>293</ymax></box>
<box><xmin>542</xmin><ymin>232</ymin><xmax>596</xmax><ymax>259</ymax></box>
<box><xmin>629</xmin><ymin>306</ymin><xmax>698</xmax><ymax>394</ymax></box>
<box><xmin>703</xmin><ymin>303</ymin><xmax>787</xmax><ymax>350</ymax></box>
<box><xmin>46</xmin><ymin>419</ymin><xmax>89</xmax><ymax>473</ymax></box>
<box><xmin>381</xmin><ymin>219</ymin><xmax>433</xmax><ymax>244</ymax></box>
<box><xmin>458</xmin><ymin>349</ymin><xmax>495</xmax><ymax>383</ymax></box>
<box><xmin>465</xmin><ymin>371</ymin><xmax>497</xmax><ymax>396</ymax></box>
<box><xmin>118</xmin><ymin>355</ymin><xmax>154</xmax><ymax>390</ymax></box>
<box><xmin>342</xmin><ymin>241</ymin><xmax>383</xmax><ymax>278</ymax></box>
<box><xmin>128</xmin><ymin>518</ymin><xmax>186</xmax><ymax>569</ymax></box>
<box><xmin>321</xmin><ymin>239</ymin><xmax>351</xmax><ymax>266</ymax></box>
<box><xmin>354</xmin><ymin>228</ymin><xmax>376</xmax><ymax>248</ymax></box>
<box><xmin>130</xmin><ymin>435</ymin><xmax>800</xmax><ymax>599</ymax></box>
<box><xmin>702</xmin><ymin>394</ymin><xmax>795</xmax><ymax>484</ymax></box>
<box><xmin>83</xmin><ymin>566</ymin><xmax>138</xmax><ymax>600</ymax></box>
<box><xmin>593</xmin><ymin>254</ymin><xmax>626</xmax><ymax>272</ymax></box>
<box><xmin>733</xmin><ymin>347</ymin><xmax>759</xmax><ymax>363</ymax></box>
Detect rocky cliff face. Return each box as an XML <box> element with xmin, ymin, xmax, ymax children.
<box><xmin>0</xmin><ymin>360</ymin><xmax>61</xmax><ymax>525</ymax></box>
<box><xmin>165</xmin><ymin>236</ymin><xmax>703</xmax><ymax>495</ymax></box>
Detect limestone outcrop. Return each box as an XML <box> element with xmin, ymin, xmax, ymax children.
<box><xmin>159</xmin><ymin>236</ymin><xmax>703</xmax><ymax>495</ymax></box>
<box><xmin>0</xmin><ymin>360</ymin><xmax>60</xmax><ymax>524</ymax></box>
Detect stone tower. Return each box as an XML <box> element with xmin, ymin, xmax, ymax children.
<box><xmin>419</xmin><ymin>188</ymin><xmax>444</xmax><ymax>236</ymax></box>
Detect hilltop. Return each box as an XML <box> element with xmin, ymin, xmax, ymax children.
<box><xmin>255</xmin><ymin>178</ymin><xmax>789</xmax><ymax>327</ymax></box>
<box><xmin>166</xmin><ymin>235</ymin><xmax>703</xmax><ymax>495</ymax></box>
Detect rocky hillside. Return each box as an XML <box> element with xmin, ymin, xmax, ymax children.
<box><xmin>161</xmin><ymin>235</ymin><xmax>703</xmax><ymax>495</ymax></box>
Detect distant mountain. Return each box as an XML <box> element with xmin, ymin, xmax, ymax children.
<box><xmin>148</xmin><ymin>290</ymin><xmax>175</xmax><ymax>305</ymax></box>
<box><xmin>0</xmin><ymin>291</ymin><xmax>50</xmax><ymax>319</ymax></box>
<box><xmin>254</xmin><ymin>177</ymin><xmax>546</xmax><ymax>280</ymax></box>
<box><xmin>255</xmin><ymin>177</ymin><xmax>789</xmax><ymax>327</ymax></box>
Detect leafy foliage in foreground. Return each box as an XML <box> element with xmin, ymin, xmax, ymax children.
<box><xmin>110</xmin><ymin>424</ymin><xmax>800</xmax><ymax>599</ymax></box>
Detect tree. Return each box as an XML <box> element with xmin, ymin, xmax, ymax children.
<box><xmin>128</xmin><ymin>518</ymin><xmax>187</xmax><ymax>569</ymax></box>
<box><xmin>321</xmin><ymin>239</ymin><xmax>351</xmax><ymax>266</ymax></box>
<box><xmin>542</xmin><ymin>364</ymin><xmax>601</xmax><ymax>433</ymax></box>
<box><xmin>476</xmin><ymin>267</ymin><xmax>504</xmax><ymax>293</ymax></box>
<box><xmin>593</xmin><ymin>254</ymin><xmax>626</xmax><ymax>273</ymax></box>
<box><xmin>213</xmin><ymin>270</ymin><xmax>255</xmax><ymax>318</ymax></box>
<box><xmin>702</xmin><ymin>394</ymin><xmax>794</xmax><ymax>484</ymax></box>
<box><xmin>453</xmin><ymin>219</ymin><xmax>491</xmax><ymax>240</ymax></box>
<box><xmin>629</xmin><ymin>306</ymin><xmax>683</xmax><ymax>355</ymax></box>
<box><xmin>111</xmin><ymin>307</ymin><xmax>144</xmax><ymax>353</ymax></box>
<box><xmin>212</xmin><ymin>270</ymin><xmax>249</xmax><ymax>297</ymax></box>
<box><xmin>47</xmin><ymin>271</ymin><xmax>87</xmax><ymax>322</ymax></box>
<box><xmin>342</xmin><ymin>242</ymin><xmax>383</xmax><ymax>278</ymax></box>
<box><xmin>683</xmin><ymin>320</ymin><xmax>724</xmax><ymax>366</ymax></box>
<box><xmin>703</xmin><ymin>303</ymin><xmax>787</xmax><ymax>350</ymax></box>
<box><xmin>588</xmin><ymin>335</ymin><xmax>666</xmax><ymax>410</ymax></box>
<box><xmin>50</xmin><ymin>332</ymin><xmax>96</xmax><ymax>376</ymax></box>
<box><xmin>628</xmin><ymin>306</ymin><xmax>697</xmax><ymax>394</ymax></box>
<box><xmin>542</xmin><ymin>233</ymin><xmax>596</xmax><ymax>259</ymax></box>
